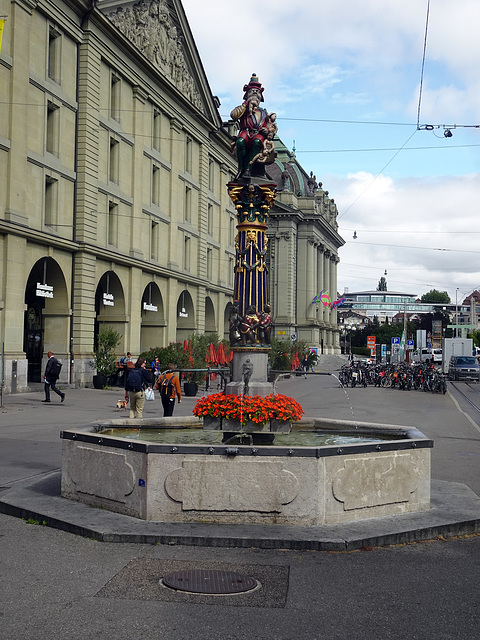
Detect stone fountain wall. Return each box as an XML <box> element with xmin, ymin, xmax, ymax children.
<box><xmin>61</xmin><ymin>419</ymin><xmax>432</xmax><ymax>526</ymax></box>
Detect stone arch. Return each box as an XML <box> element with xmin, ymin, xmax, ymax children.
<box><xmin>205</xmin><ymin>296</ymin><xmax>216</xmax><ymax>334</ymax></box>
<box><xmin>94</xmin><ymin>271</ymin><xmax>126</xmax><ymax>350</ymax></box>
<box><xmin>24</xmin><ymin>257</ymin><xmax>69</xmax><ymax>382</ymax></box>
<box><xmin>224</xmin><ymin>301</ymin><xmax>234</xmax><ymax>342</ymax></box>
<box><xmin>176</xmin><ymin>290</ymin><xmax>195</xmax><ymax>342</ymax></box>
<box><xmin>140</xmin><ymin>282</ymin><xmax>166</xmax><ymax>351</ymax></box>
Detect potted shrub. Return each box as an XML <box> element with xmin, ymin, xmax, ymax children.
<box><xmin>90</xmin><ymin>325</ymin><xmax>122</xmax><ymax>389</ymax></box>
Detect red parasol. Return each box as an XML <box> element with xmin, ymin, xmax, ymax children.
<box><xmin>205</xmin><ymin>343</ymin><xmax>217</xmax><ymax>365</ymax></box>
<box><xmin>205</xmin><ymin>343</ymin><xmax>218</xmax><ymax>382</ymax></box>
<box><xmin>183</xmin><ymin>340</ymin><xmax>188</xmax><ymax>353</ymax></box>
<box><xmin>216</xmin><ymin>342</ymin><xmax>227</xmax><ymax>366</ymax></box>
<box><xmin>291</xmin><ymin>350</ymin><xmax>300</xmax><ymax>371</ymax></box>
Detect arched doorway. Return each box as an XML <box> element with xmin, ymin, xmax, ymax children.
<box><xmin>205</xmin><ymin>296</ymin><xmax>216</xmax><ymax>334</ymax></box>
<box><xmin>224</xmin><ymin>302</ymin><xmax>234</xmax><ymax>342</ymax></box>
<box><xmin>176</xmin><ymin>290</ymin><xmax>195</xmax><ymax>342</ymax></box>
<box><xmin>24</xmin><ymin>257</ymin><xmax>69</xmax><ymax>382</ymax></box>
<box><xmin>95</xmin><ymin>271</ymin><xmax>126</xmax><ymax>350</ymax></box>
<box><xmin>140</xmin><ymin>282</ymin><xmax>165</xmax><ymax>351</ymax></box>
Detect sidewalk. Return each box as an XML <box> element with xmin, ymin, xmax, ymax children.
<box><xmin>1</xmin><ymin>370</ymin><xmax>479</xmax><ymax>550</ymax></box>
<box><xmin>1</xmin><ymin>370</ymin><xmax>480</xmax><ymax>640</ymax></box>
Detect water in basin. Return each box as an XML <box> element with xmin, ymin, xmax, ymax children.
<box><xmin>100</xmin><ymin>427</ymin><xmax>398</xmax><ymax>447</ymax></box>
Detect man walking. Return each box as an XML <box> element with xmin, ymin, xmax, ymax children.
<box><xmin>125</xmin><ymin>357</ymin><xmax>152</xmax><ymax>419</ymax></box>
<box><xmin>43</xmin><ymin>351</ymin><xmax>65</xmax><ymax>403</ymax></box>
<box><xmin>157</xmin><ymin>363</ymin><xmax>181</xmax><ymax>417</ymax></box>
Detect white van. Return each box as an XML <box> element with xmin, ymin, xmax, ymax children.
<box><xmin>422</xmin><ymin>348</ymin><xmax>442</xmax><ymax>363</ymax></box>
<box><xmin>412</xmin><ymin>348</ymin><xmax>442</xmax><ymax>363</ymax></box>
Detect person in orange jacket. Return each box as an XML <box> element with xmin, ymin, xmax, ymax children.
<box><xmin>156</xmin><ymin>363</ymin><xmax>182</xmax><ymax>417</ymax></box>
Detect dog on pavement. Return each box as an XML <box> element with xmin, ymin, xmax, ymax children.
<box><xmin>115</xmin><ymin>399</ymin><xmax>128</xmax><ymax>411</ymax></box>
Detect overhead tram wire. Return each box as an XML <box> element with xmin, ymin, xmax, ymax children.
<box><xmin>337</xmin><ymin>128</ymin><xmax>418</xmax><ymax>221</ymax></box>
<box><xmin>416</xmin><ymin>0</ymin><xmax>431</xmax><ymax>130</ymax></box>
<box><xmin>340</xmin><ymin>228</ymin><xmax>480</xmax><ymax>235</ymax></box>
<box><xmin>346</xmin><ymin>240</ymin><xmax>480</xmax><ymax>254</ymax></box>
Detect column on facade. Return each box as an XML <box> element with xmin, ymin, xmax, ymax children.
<box><xmin>306</xmin><ymin>239</ymin><xmax>315</xmax><ymax>319</ymax></box>
<box><xmin>323</xmin><ymin>250</ymin><xmax>331</xmax><ymax>323</ymax></box>
<box><xmin>316</xmin><ymin>243</ymin><xmax>324</xmax><ymax>324</ymax></box>
<box><xmin>330</xmin><ymin>256</ymin><xmax>339</xmax><ymax>353</ymax></box>
<box><xmin>330</xmin><ymin>256</ymin><xmax>338</xmax><ymax>326</ymax></box>
<box><xmin>322</xmin><ymin>250</ymin><xmax>331</xmax><ymax>352</ymax></box>
<box><xmin>272</xmin><ymin>230</ymin><xmax>293</xmax><ymax>325</ymax></box>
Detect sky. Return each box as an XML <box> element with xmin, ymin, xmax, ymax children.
<box><xmin>181</xmin><ymin>0</ymin><xmax>480</xmax><ymax>305</ymax></box>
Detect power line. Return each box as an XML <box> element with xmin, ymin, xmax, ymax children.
<box><xmin>337</xmin><ymin>129</ymin><xmax>418</xmax><ymax>221</ymax></box>
<box><xmin>298</xmin><ymin>143</ymin><xmax>480</xmax><ymax>153</ymax></box>
<box><xmin>416</xmin><ymin>0</ymin><xmax>431</xmax><ymax>129</ymax></box>
<box><xmin>346</xmin><ymin>240</ymin><xmax>480</xmax><ymax>254</ymax></box>
<box><xmin>340</xmin><ymin>228</ymin><xmax>480</xmax><ymax>235</ymax></box>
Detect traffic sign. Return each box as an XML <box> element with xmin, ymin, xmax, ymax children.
<box><xmin>407</xmin><ymin>340</ymin><xmax>414</xmax><ymax>348</ymax></box>
<box><xmin>392</xmin><ymin>337</ymin><xmax>400</xmax><ymax>345</ymax></box>
<box><xmin>290</xmin><ymin>333</ymin><xmax>298</xmax><ymax>342</ymax></box>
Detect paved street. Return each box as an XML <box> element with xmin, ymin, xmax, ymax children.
<box><xmin>1</xmin><ymin>356</ymin><xmax>479</xmax><ymax>639</ymax></box>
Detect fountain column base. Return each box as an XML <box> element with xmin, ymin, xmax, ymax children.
<box><xmin>225</xmin><ymin>347</ymin><xmax>273</xmax><ymax>398</ymax></box>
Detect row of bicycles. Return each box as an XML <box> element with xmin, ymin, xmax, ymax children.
<box><xmin>338</xmin><ymin>361</ymin><xmax>447</xmax><ymax>394</ymax></box>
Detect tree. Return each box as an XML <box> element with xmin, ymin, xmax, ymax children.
<box><xmin>469</xmin><ymin>328</ymin><xmax>480</xmax><ymax>347</ymax></box>
<box><xmin>421</xmin><ymin>289</ymin><xmax>451</xmax><ymax>304</ymax></box>
<box><xmin>377</xmin><ymin>277</ymin><xmax>387</xmax><ymax>291</ymax></box>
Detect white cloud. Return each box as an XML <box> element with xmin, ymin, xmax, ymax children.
<box><xmin>332</xmin><ymin>172</ymin><xmax>480</xmax><ymax>299</ymax></box>
<box><xmin>180</xmin><ymin>0</ymin><xmax>480</xmax><ymax>302</ymax></box>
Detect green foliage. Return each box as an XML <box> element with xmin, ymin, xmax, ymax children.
<box><xmin>268</xmin><ymin>338</ymin><xmax>311</xmax><ymax>371</ymax></box>
<box><xmin>421</xmin><ymin>289</ymin><xmax>451</xmax><ymax>304</ymax></box>
<box><xmin>469</xmin><ymin>328</ymin><xmax>480</xmax><ymax>347</ymax></box>
<box><xmin>268</xmin><ymin>339</ymin><xmax>292</xmax><ymax>370</ymax></box>
<box><xmin>350</xmin><ymin>320</ymin><xmax>416</xmax><ymax>348</ymax></box>
<box><xmin>139</xmin><ymin>333</ymin><xmax>224</xmax><ymax>384</ymax></box>
<box><xmin>91</xmin><ymin>325</ymin><xmax>122</xmax><ymax>377</ymax></box>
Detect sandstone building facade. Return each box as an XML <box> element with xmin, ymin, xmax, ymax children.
<box><xmin>0</xmin><ymin>0</ymin><xmax>342</xmax><ymax>392</ymax></box>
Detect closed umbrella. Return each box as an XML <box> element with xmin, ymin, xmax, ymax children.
<box><xmin>217</xmin><ymin>342</ymin><xmax>227</xmax><ymax>366</ymax></box>
<box><xmin>291</xmin><ymin>350</ymin><xmax>300</xmax><ymax>371</ymax></box>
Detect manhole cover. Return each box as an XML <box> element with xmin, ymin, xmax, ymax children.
<box><xmin>161</xmin><ymin>569</ymin><xmax>258</xmax><ymax>595</ymax></box>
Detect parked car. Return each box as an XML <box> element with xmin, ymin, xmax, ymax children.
<box><xmin>448</xmin><ymin>355</ymin><xmax>480</xmax><ymax>382</ymax></box>
<box><xmin>412</xmin><ymin>348</ymin><xmax>442</xmax><ymax>364</ymax></box>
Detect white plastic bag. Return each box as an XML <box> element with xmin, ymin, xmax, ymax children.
<box><xmin>145</xmin><ymin>387</ymin><xmax>155</xmax><ymax>401</ymax></box>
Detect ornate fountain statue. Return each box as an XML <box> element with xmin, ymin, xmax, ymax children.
<box><xmin>226</xmin><ymin>74</ymin><xmax>277</xmax><ymax>398</ymax></box>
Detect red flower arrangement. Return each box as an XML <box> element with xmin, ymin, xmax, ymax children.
<box><xmin>193</xmin><ymin>393</ymin><xmax>304</xmax><ymax>425</ymax></box>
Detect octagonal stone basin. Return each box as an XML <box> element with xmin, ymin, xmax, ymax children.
<box><xmin>60</xmin><ymin>417</ymin><xmax>432</xmax><ymax>526</ymax></box>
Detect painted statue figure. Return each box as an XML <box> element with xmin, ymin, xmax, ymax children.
<box><xmin>229</xmin><ymin>303</ymin><xmax>242</xmax><ymax>346</ymax></box>
<box><xmin>242</xmin><ymin>358</ymin><xmax>254</xmax><ymax>395</ymax></box>
<box><xmin>230</xmin><ymin>74</ymin><xmax>274</xmax><ymax>180</ymax></box>
<box><xmin>257</xmin><ymin>304</ymin><xmax>272</xmax><ymax>346</ymax></box>
<box><xmin>240</xmin><ymin>305</ymin><xmax>259</xmax><ymax>346</ymax></box>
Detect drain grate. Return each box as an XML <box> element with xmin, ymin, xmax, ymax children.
<box><xmin>162</xmin><ymin>569</ymin><xmax>258</xmax><ymax>595</ymax></box>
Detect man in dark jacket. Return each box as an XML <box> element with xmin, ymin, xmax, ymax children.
<box><xmin>43</xmin><ymin>351</ymin><xmax>65</xmax><ymax>403</ymax></box>
<box><xmin>125</xmin><ymin>357</ymin><xmax>152</xmax><ymax>419</ymax></box>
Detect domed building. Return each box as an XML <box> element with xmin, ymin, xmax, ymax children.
<box><xmin>265</xmin><ymin>139</ymin><xmax>345</xmax><ymax>354</ymax></box>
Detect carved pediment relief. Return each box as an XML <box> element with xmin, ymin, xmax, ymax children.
<box><xmin>105</xmin><ymin>0</ymin><xmax>205</xmax><ymax>113</ymax></box>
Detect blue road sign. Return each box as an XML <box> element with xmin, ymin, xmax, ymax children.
<box><xmin>392</xmin><ymin>337</ymin><xmax>400</xmax><ymax>345</ymax></box>
<box><xmin>407</xmin><ymin>340</ymin><xmax>414</xmax><ymax>347</ymax></box>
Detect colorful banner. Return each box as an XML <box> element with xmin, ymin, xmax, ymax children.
<box><xmin>0</xmin><ymin>19</ymin><xmax>5</xmax><ymax>55</ymax></box>
<box><xmin>331</xmin><ymin>297</ymin><xmax>346</xmax><ymax>309</ymax></box>
<box><xmin>312</xmin><ymin>291</ymin><xmax>324</xmax><ymax>304</ymax></box>
<box><xmin>321</xmin><ymin>291</ymin><xmax>331</xmax><ymax>308</ymax></box>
